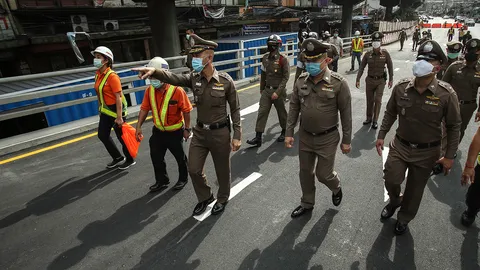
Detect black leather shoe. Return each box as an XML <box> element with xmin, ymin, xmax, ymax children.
<box><xmin>332</xmin><ymin>188</ymin><xmax>343</xmax><ymax>206</ymax></box>
<box><xmin>173</xmin><ymin>180</ymin><xmax>188</xmax><ymax>190</ymax></box>
<box><xmin>277</xmin><ymin>134</ymin><xmax>285</xmax><ymax>142</ymax></box>
<box><xmin>371</xmin><ymin>122</ymin><xmax>378</xmax><ymax>129</ymax></box>
<box><xmin>291</xmin><ymin>205</ymin><xmax>313</xmax><ymax>218</ymax></box>
<box><xmin>106</xmin><ymin>156</ymin><xmax>125</xmax><ymax>169</ymax></box>
<box><xmin>394</xmin><ymin>221</ymin><xmax>409</xmax><ymax>235</ymax></box>
<box><xmin>211</xmin><ymin>201</ymin><xmax>228</xmax><ymax>215</ymax></box>
<box><xmin>381</xmin><ymin>203</ymin><xmax>401</xmax><ymax>219</ymax></box>
<box><xmin>149</xmin><ymin>182</ymin><xmax>169</xmax><ymax>193</ymax></box>
<box><xmin>363</xmin><ymin>119</ymin><xmax>372</xmax><ymax>125</ymax></box>
<box><xmin>246</xmin><ymin>137</ymin><xmax>262</xmax><ymax>147</ymax></box>
<box><xmin>193</xmin><ymin>195</ymin><xmax>215</xmax><ymax>216</ymax></box>
<box><xmin>461</xmin><ymin>209</ymin><xmax>477</xmax><ymax>227</ymax></box>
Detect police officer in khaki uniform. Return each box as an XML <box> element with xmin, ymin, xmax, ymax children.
<box><xmin>247</xmin><ymin>35</ymin><xmax>289</xmax><ymax>147</ymax></box>
<box><xmin>376</xmin><ymin>40</ymin><xmax>461</xmax><ymax>235</ymax></box>
<box><xmin>437</xmin><ymin>40</ymin><xmax>463</xmax><ymax>80</ymax></box>
<box><xmin>285</xmin><ymin>38</ymin><xmax>352</xmax><ymax>218</ymax></box>
<box><xmin>295</xmin><ymin>32</ymin><xmax>318</xmax><ymax>82</ymax></box>
<box><xmin>356</xmin><ymin>32</ymin><xmax>394</xmax><ymax>129</ymax></box>
<box><xmin>133</xmin><ymin>37</ymin><xmax>242</xmax><ymax>216</ymax></box>
<box><xmin>442</xmin><ymin>39</ymin><xmax>480</xmax><ymax>146</ymax></box>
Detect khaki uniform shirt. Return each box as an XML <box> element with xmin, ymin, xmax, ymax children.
<box><xmin>260</xmin><ymin>52</ymin><xmax>290</xmax><ymax>95</ymax></box>
<box><xmin>153</xmin><ymin>68</ymin><xmax>242</xmax><ymax>140</ymax></box>
<box><xmin>442</xmin><ymin>61</ymin><xmax>480</xmax><ymax>102</ymax></box>
<box><xmin>378</xmin><ymin>77</ymin><xmax>461</xmax><ymax>159</ymax></box>
<box><xmin>286</xmin><ymin>69</ymin><xmax>352</xmax><ymax>144</ymax></box>
<box><xmin>356</xmin><ymin>49</ymin><xmax>394</xmax><ymax>81</ymax></box>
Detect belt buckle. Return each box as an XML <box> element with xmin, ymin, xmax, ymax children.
<box><xmin>202</xmin><ymin>123</ymin><xmax>210</xmax><ymax>130</ymax></box>
<box><xmin>410</xmin><ymin>143</ymin><xmax>418</xmax><ymax>149</ymax></box>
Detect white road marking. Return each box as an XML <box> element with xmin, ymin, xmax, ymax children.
<box><xmin>394</xmin><ymin>68</ymin><xmax>400</xmax><ymax>72</ymax></box>
<box><xmin>405</xmin><ymin>60</ymin><xmax>410</xmax><ymax>63</ymax></box>
<box><xmin>240</xmin><ymin>102</ymin><xmax>259</xmax><ymax>117</ymax></box>
<box><xmin>193</xmin><ymin>172</ymin><xmax>262</xmax><ymax>221</ymax></box>
<box><xmin>381</xmin><ymin>147</ymin><xmax>408</xmax><ymax>202</ymax></box>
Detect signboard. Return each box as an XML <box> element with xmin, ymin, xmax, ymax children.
<box><xmin>242</xmin><ymin>24</ymin><xmax>271</xmax><ymax>35</ymax></box>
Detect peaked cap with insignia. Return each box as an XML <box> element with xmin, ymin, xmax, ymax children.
<box><xmin>416</xmin><ymin>40</ymin><xmax>447</xmax><ymax>64</ymax></box>
<box><xmin>446</xmin><ymin>41</ymin><xmax>463</xmax><ymax>53</ymax></box>
<box><xmin>301</xmin><ymin>38</ymin><xmax>330</xmax><ymax>60</ymax></box>
<box><xmin>189</xmin><ymin>35</ymin><xmax>218</xmax><ymax>54</ymax></box>
<box><xmin>371</xmin><ymin>31</ymin><xmax>384</xmax><ymax>41</ymax></box>
<box><xmin>466</xmin><ymin>38</ymin><xmax>480</xmax><ymax>52</ymax></box>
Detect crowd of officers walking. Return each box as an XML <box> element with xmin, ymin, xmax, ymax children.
<box><xmin>89</xmin><ymin>25</ymin><xmax>480</xmax><ymax>237</ymax></box>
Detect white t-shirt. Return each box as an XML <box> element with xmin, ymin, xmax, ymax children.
<box><xmin>328</xmin><ymin>36</ymin><xmax>343</xmax><ymax>53</ymax></box>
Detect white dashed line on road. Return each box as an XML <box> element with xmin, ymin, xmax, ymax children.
<box><xmin>394</xmin><ymin>68</ymin><xmax>400</xmax><ymax>71</ymax></box>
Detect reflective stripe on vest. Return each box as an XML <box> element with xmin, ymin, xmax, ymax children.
<box><xmin>150</xmin><ymin>85</ymin><xmax>184</xmax><ymax>131</ymax></box>
<box><xmin>352</xmin><ymin>38</ymin><xmax>362</xmax><ymax>52</ymax></box>
<box><xmin>477</xmin><ymin>153</ymin><xmax>480</xmax><ymax>165</ymax></box>
<box><xmin>95</xmin><ymin>69</ymin><xmax>128</xmax><ymax>118</ymax></box>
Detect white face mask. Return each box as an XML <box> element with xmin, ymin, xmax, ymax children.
<box><xmin>412</xmin><ymin>60</ymin><xmax>434</xmax><ymax>77</ymax></box>
<box><xmin>93</xmin><ymin>58</ymin><xmax>104</xmax><ymax>69</ymax></box>
<box><xmin>372</xmin><ymin>41</ymin><xmax>381</xmax><ymax>49</ymax></box>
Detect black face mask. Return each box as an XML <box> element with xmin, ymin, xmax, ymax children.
<box><xmin>465</xmin><ymin>51</ymin><xmax>478</xmax><ymax>62</ymax></box>
<box><xmin>268</xmin><ymin>45</ymin><xmax>278</xmax><ymax>52</ymax></box>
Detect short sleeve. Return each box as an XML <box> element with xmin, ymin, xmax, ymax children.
<box><xmin>140</xmin><ymin>87</ymin><xmax>152</xmax><ymax>111</ymax></box>
<box><xmin>261</xmin><ymin>63</ymin><xmax>266</xmax><ymax>72</ymax></box>
<box><xmin>109</xmin><ymin>73</ymin><xmax>122</xmax><ymax>93</ymax></box>
<box><xmin>177</xmin><ymin>87</ymin><xmax>193</xmax><ymax>113</ymax></box>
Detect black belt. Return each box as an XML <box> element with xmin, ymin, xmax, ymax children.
<box><xmin>459</xmin><ymin>100</ymin><xmax>476</xmax><ymax>105</ymax></box>
<box><xmin>304</xmin><ymin>126</ymin><xmax>337</xmax><ymax>136</ymax></box>
<box><xmin>197</xmin><ymin>120</ymin><xmax>228</xmax><ymax>130</ymax></box>
<box><xmin>396</xmin><ymin>135</ymin><xmax>441</xmax><ymax>149</ymax></box>
<box><xmin>368</xmin><ymin>75</ymin><xmax>384</xmax><ymax>80</ymax></box>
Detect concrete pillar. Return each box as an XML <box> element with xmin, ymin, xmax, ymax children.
<box><xmin>385</xmin><ymin>6</ymin><xmax>393</xmax><ymax>21</ymax></box>
<box><xmin>147</xmin><ymin>0</ymin><xmax>182</xmax><ymax>67</ymax></box>
<box><xmin>341</xmin><ymin>3</ymin><xmax>353</xmax><ymax>37</ymax></box>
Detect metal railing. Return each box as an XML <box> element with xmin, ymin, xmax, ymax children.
<box><xmin>0</xmin><ymin>30</ymin><xmax>409</xmax><ymax>122</ymax></box>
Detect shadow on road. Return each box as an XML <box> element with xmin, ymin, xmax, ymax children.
<box><xmin>460</xmin><ymin>226</ymin><xmax>479</xmax><ymax>270</ymax></box>
<box><xmin>349</xmin><ymin>125</ymin><xmax>377</xmax><ymax>158</ymax></box>
<box><xmin>365</xmin><ymin>220</ymin><xmax>416</xmax><ymax>270</ymax></box>
<box><xmin>0</xmin><ymin>169</ymin><xmax>127</xmax><ymax>230</ymax></box>
<box><xmin>132</xmin><ymin>216</ymin><xmax>218</xmax><ymax>269</ymax></box>
<box><xmin>47</xmin><ymin>191</ymin><xmax>176</xmax><ymax>270</ymax></box>
<box><xmin>237</xmin><ymin>209</ymin><xmax>338</xmax><ymax>270</ymax></box>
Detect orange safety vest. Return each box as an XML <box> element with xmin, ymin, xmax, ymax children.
<box><xmin>150</xmin><ymin>85</ymin><xmax>184</xmax><ymax>131</ymax></box>
<box><xmin>352</xmin><ymin>38</ymin><xmax>363</xmax><ymax>52</ymax></box>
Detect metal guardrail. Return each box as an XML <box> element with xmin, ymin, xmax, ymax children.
<box><xmin>0</xmin><ymin>31</ymin><xmax>407</xmax><ymax>122</ymax></box>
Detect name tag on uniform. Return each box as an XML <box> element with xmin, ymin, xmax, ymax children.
<box><xmin>195</xmin><ymin>82</ymin><xmax>202</xmax><ymax>87</ymax></box>
<box><xmin>457</xmin><ymin>70</ymin><xmax>463</xmax><ymax>74</ymax></box>
<box><xmin>425</xmin><ymin>100</ymin><xmax>439</xmax><ymax>106</ymax></box>
<box><xmin>322</xmin><ymin>87</ymin><xmax>334</xmax><ymax>92</ymax></box>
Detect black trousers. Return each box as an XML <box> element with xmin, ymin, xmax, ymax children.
<box><xmin>466</xmin><ymin>165</ymin><xmax>480</xmax><ymax>213</ymax></box>
<box><xmin>412</xmin><ymin>40</ymin><xmax>418</xmax><ymax>51</ymax></box>
<box><xmin>331</xmin><ymin>58</ymin><xmax>339</xmax><ymax>72</ymax></box>
<box><xmin>97</xmin><ymin>106</ymin><xmax>133</xmax><ymax>162</ymax></box>
<box><xmin>400</xmin><ymin>40</ymin><xmax>405</xmax><ymax>50</ymax></box>
<box><xmin>149</xmin><ymin>127</ymin><xmax>188</xmax><ymax>184</ymax></box>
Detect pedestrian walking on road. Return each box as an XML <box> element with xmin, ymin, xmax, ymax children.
<box><xmin>247</xmin><ymin>35</ymin><xmax>289</xmax><ymax>147</ymax></box>
<box><xmin>135</xmin><ymin>57</ymin><xmax>193</xmax><ymax>193</ymax></box>
<box><xmin>461</xmin><ymin>31</ymin><xmax>472</xmax><ymax>54</ymax></box>
<box><xmin>437</xmin><ymin>41</ymin><xmax>462</xmax><ymax>80</ymax></box>
<box><xmin>441</xmin><ymin>39</ymin><xmax>480</xmax><ymax>155</ymax></box>
<box><xmin>460</xmin><ymin>127</ymin><xmax>480</xmax><ymax>227</ymax></box>
<box><xmin>447</xmin><ymin>26</ymin><xmax>455</xmax><ymax>42</ymax></box>
<box><xmin>356</xmin><ymin>31</ymin><xmax>394</xmax><ymax>130</ymax></box>
<box><xmin>132</xmin><ymin>36</ymin><xmax>242</xmax><ymax>216</ymax></box>
<box><xmin>350</xmin><ymin>31</ymin><xmax>364</xmax><ymax>71</ymax></box>
<box><xmin>328</xmin><ymin>30</ymin><xmax>344</xmax><ymax>72</ymax></box>
<box><xmin>398</xmin><ymin>29</ymin><xmax>407</xmax><ymax>51</ymax></box>
<box><xmin>412</xmin><ymin>28</ymin><xmax>421</xmax><ymax>51</ymax></box>
<box><xmin>92</xmin><ymin>46</ymin><xmax>136</xmax><ymax>170</ymax></box>
<box><xmin>285</xmin><ymin>38</ymin><xmax>352</xmax><ymax>218</ymax></box>
<box><xmin>376</xmin><ymin>40</ymin><xmax>461</xmax><ymax>235</ymax></box>
<box><xmin>295</xmin><ymin>32</ymin><xmax>318</xmax><ymax>81</ymax></box>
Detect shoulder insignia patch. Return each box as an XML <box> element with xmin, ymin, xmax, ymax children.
<box><xmin>438</xmin><ymin>80</ymin><xmax>454</xmax><ymax>92</ymax></box>
<box><xmin>330</xmin><ymin>72</ymin><xmax>344</xmax><ymax>81</ymax></box>
<box><xmin>218</xmin><ymin>72</ymin><xmax>233</xmax><ymax>82</ymax></box>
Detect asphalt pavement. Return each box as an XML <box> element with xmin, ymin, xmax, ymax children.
<box><xmin>1</xmin><ymin>17</ymin><xmax>480</xmax><ymax>270</ymax></box>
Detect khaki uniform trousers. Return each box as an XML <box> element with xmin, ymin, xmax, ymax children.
<box><xmin>441</xmin><ymin>102</ymin><xmax>476</xmax><ymax>155</ymax></box>
<box><xmin>365</xmin><ymin>77</ymin><xmax>386</xmax><ymax>122</ymax></box>
<box><xmin>298</xmin><ymin>128</ymin><xmax>341</xmax><ymax>209</ymax></box>
<box><xmin>188</xmin><ymin>125</ymin><xmax>232</xmax><ymax>204</ymax></box>
<box><xmin>255</xmin><ymin>88</ymin><xmax>287</xmax><ymax>133</ymax></box>
<box><xmin>384</xmin><ymin>137</ymin><xmax>440</xmax><ymax>223</ymax></box>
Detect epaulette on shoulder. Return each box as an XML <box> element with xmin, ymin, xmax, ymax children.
<box><xmin>438</xmin><ymin>80</ymin><xmax>455</xmax><ymax>93</ymax></box>
<box><xmin>397</xmin><ymin>78</ymin><xmax>411</xmax><ymax>85</ymax></box>
<box><xmin>218</xmin><ymin>72</ymin><xmax>234</xmax><ymax>82</ymax></box>
<box><xmin>299</xmin><ymin>71</ymin><xmax>309</xmax><ymax>78</ymax></box>
<box><xmin>451</xmin><ymin>60</ymin><xmax>464</xmax><ymax>66</ymax></box>
<box><xmin>330</xmin><ymin>72</ymin><xmax>345</xmax><ymax>81</ymax></box>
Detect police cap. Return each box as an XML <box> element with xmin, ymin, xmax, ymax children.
<box><xmin>465</xmin><ymin>38</ymin><xmax>480</xmax><ymax>52</ymax></box>
<box><xmin>189</xmin><ymin>35</ymin><xmax>218</xmax><ymax>54</ymax></box>
<box><xmin>416</xmin><ymin>40</ymin><xmax>447</xmax><ymax>64</ymax></box>
<box><xmin>371</xmin><ymin>31</ymin><xmax>384</xmax><ymax>41</ymax></box>
<box><xmin>446</xmin><ymin>41</ymin><xmax>463</xmax><ymax>53</ymax></box>
<box><xmin>301</xmin><ymin>38</ymin><xmax>330</xmax><ymax>60</ymax></box>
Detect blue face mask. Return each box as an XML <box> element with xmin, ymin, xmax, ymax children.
<box><xmin>192</xmin><ymin>57</ymin><xmax>206</xmax><ymax>73</ymax></box>
<box><xmin>305</xmin><ymin>62</ymin><xmax>323</xmax><ymax>77</ymax></box>
<box><xmin>447</xmin><ymin>52</ymin><xmax>460</xmax><ymax>59</ymax></box>
<box><xmin>150</xmin><ymin>80</ymin><xmax>163</xmax><ymax>89</ymax></box>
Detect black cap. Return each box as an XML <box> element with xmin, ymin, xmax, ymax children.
<box><xmin>446</xmin><ymin>41</ymin><xmax>463</xmax><ymax>53</ymax></box>
<box><xmin>465</xmin><ymin>38</ymin><xmax>480</xmax><ymax>52</ymax></box>
<box><xmin>416</xmin><ymin>40</ymin><xmax>447</xmax><ymax>64</ymax></box>
<box><xmin>189</xmin><ymin>35</ymin><xmax>218</xmax><ymax>54</ymax></box>
<box><xmin>301</xmin><ymin>38</ymin><xmax>330</xmax><ymax>60</ymax></box>
<box><xmin>371</xmin><ymin>31</ymin><xmax>384</xmax><ymax>41</ymax></box>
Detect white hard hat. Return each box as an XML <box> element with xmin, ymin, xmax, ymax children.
<box><xmin>91</xmin><ymin>46</ymin><xmax>114</xmax><ymax>62</ymax></box>
<box><xmin>354</xmin><ymin>31</ymin><xmax>360</xmax><ymax>35</ymax></box>
<box><xmin>325</xmin><ymin>31</ymin><xmax>330</xmax><ymax>35</ymax></box>
<box><xmin>146</xmin><ymin>57</ymin><xmax>169</xmax><ymax>70</ymax></box>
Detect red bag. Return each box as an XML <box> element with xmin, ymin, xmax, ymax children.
<box><xmin>121</xmin><ymin>123</ymin><xmax>142</xmax><ymax>159</ymax></box>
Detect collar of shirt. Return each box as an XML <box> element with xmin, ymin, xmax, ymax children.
<box><xmin>459</xmin><ymin>61</ymin><xmax>480</xmax><ymax>72</ymax></box>
<box><xmin>406</xmin><ymin>77</ymin><xmax>438</xmax><ymax>95</ymax></box>
<box><xmin>96</xmin><ymin>67</ymin><xmax>111</xmax><ymax>76</ymax></box>
<box><xmin>201</xmin><ymin>68</ymin><xmax>220</xmax><ymax>83</ymax></box>
<box><xmin>308</xmin><ymin>68</ymin><xmax>332</xmax><ymax>85</ymax></box>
